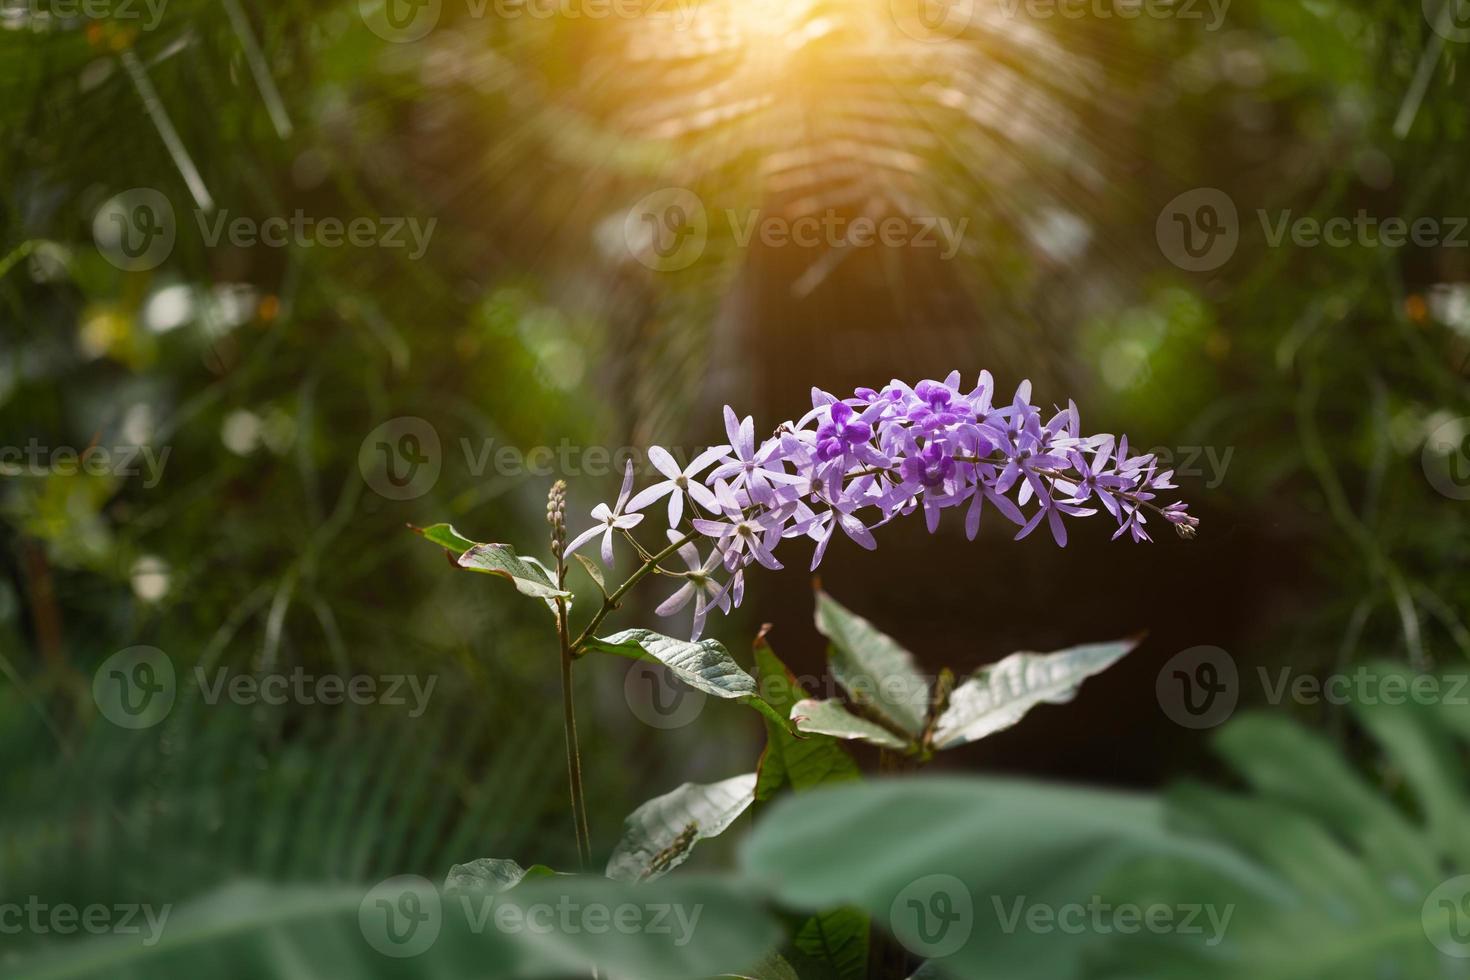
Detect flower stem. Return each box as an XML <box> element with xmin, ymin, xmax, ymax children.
<box><xmin>569</xmin><ymin>531</ymin><xmax>700</xmax><ymax>655</ymax></box>
<box><xmin>554</xmin><ymin>563</ymin><xmax>593</xmax><ymax>871</ymax></box>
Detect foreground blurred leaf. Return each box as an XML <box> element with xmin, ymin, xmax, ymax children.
<box><xmin>3</xmin><ymin>876</ymin><xmax>781</xmax><ymax>980</ymax></box>
<box><xmin>1090</xmin><ymin>664</ymin><xmax>1470</xmax><ymax>978</ymax></box>
<box><xmin>606</xmin><ymin>773</ymin><xmax>758</xmax><ymax>882</ymax></box>
<box><xmin>740</xmin><ymin>777</ymin><xmax>1260</xmax><ymax>979</ymax></box>
<box><xmin>931</xmin><ymin>639</ymin><xmax>1140</xmax><ymax>750</ymax></box>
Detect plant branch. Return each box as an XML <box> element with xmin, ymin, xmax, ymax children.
<box><xmin>570</xmin><ymin>531</ymin><xmax>700</xmax><ymax>655</ymax></box>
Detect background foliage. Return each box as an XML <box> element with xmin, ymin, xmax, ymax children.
<box><xmin>2</xmin><ymin>0</ymin><xmax>1469</xmax><ymax>975</ymax></box>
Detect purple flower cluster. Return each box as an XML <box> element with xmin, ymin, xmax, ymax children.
<box><xmin>566</xmin><ymin>371</ymin><xmax>1198</xmax><ymax>638</ymax></box>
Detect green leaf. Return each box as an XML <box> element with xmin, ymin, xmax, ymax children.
<box><xmin>606</xmin><ymin>773</ymin><xmax>758</xmax><ymax>882</ymax></box>
<box><xmin>573</xmin><ymin>553</ymin><xmax>608</xmax><ymax>596</ymax></box>
<box><xmin>930</xmin><ymin>638</ymin><xmax>1139</xmax><ymax>749</ymax></box>
<box><xmin>1090</xmin><ymin>703</ymin><xmax>1465</xmax><ymax>979</ymax></box>
<box><xmin>791</xmin><ymin>907</ymin><xmax>869</xmax><ymax>980</ymax></box>
<box><xmin>413</xmin><ymin>522</ymin><xmax>480</xmax><ymax>554</ymax></box>
<box><xmin>741</xmin><ymin>777</ymin><xmax>1249</xmax><ymax>980</ymax></box>
<box><xmin>720</xmin><ymin>951</ymin><xmax>802</xmax><ymax>980</ymax></box>
<box><xmin>584</xmin><ymin>629</ymin><xmax>787</xmax><ymax>726</ymax></box>
<box><xmin>753</xmin><ymin>638</ymin><xmax>860</xmax><ymax>801</ymax></box>
<box><xmin>1351</xmin><ymin>660</ymin><xmax>1470</xmax><ymax>871</ymax></box>
<box><xmin>3</xmin><ymin>877</ymin><xmax>782</xmax><ymax>980</ymax></box>
<box><xmin>815</xmin><ymin>589</ymin><xmax>930</xmax><ymax>736</ymax></box>
<box><xmin>444</xmin><ymin>858</ymin><xmax>557</xmax><ymax>894</ymax></box>
<box><xmin>457</xmin><ymin>542</ymin><xmax>571</xmax><ymax>601</ymax></box>
<box><xmin>789</xmin><ymin>698</ymin><xmax>911</xmax><ymax>751</ymax></box>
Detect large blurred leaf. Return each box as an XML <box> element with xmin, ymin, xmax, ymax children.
<box><xmin>2</xmin><ymin>875</ymin><xmax>783</xmax><ymax>980</ymax></box>
<box><xmin>741</xmin><ymin>776</ymin><xmax>1260</xmax><ymax>979</ymax></box>
<box><xmin>1090</xmin><ymin>662</ymin><xmax>1470</xmax><ymax>978</ymax></box>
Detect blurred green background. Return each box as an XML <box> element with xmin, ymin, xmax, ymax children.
<box><xmin>2</xmin><ymin>0</ymin><xmax>1469</xmax><ymax>975</ymax></box>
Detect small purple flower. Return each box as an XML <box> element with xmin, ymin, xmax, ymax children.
<box><xmin>709</xmin><ymin>406</ymin><xmax>807</xmax><ymax>505</ymax></box>
<box><xmin>691</xmin><ymin>481</ymin><xmax>792</xmax><ymax>571</ymax></box>
<box><xmin>627</xmin><ymin>444</ymin><xmax>728</xmax><ymax>528</ymax></box>
<box><xmin>564</xmin><ymin>460</ymin><xmax>646</xmax><ymax>566</ymax></box>
<box><xmin>654</xmin><ymin>531</ymin><xmax>731</xmax><ymax>640</ymax></box>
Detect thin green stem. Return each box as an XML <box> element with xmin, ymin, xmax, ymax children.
<box><xmin>554</xmin><ymin>556</ymin><xmax>593</xmax><ymax>870</ymax></box>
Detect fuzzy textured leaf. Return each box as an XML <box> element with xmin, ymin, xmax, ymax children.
<box><xmin>444</xmin><ymin>858</ymin><xmax>556</xmax><ymax>894</ymax></box>
<box><xmin>931</xmin><ymin>638</ymin><xmax>1139</xmax><ymax>749</ymax></box>
<box><xmin>790</xmin><ymin>698</ymin><xmax>910</xmax><ymax>751</ymax></box>
<box><xmin>606</xmin><ymin>773</ymin><xmax>758</xmax><ymax>882</ymax></box>
<box><xmin>457</xmin><ymin>542</ymin><xmax>571</xmax><ymax>601</ymax></box>
<box><xmin>753</xmin><ymin>640</ymin><xmax>860</xmax><ymax>801</ymax></box>
<box><xmin>414</xmin><ymin>522</ymin><xmax>480</xmax><ymax>554</ymax></box>
<box><xmin>815</xmin><ymin>589</ymin><xmax>930</xmax><ymax>736</ymax></box>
